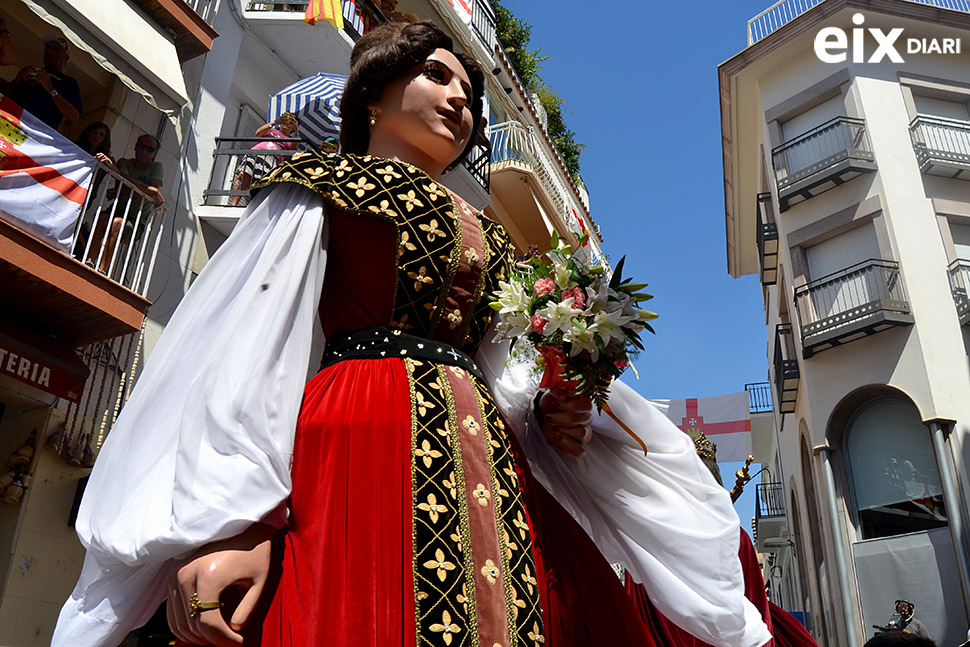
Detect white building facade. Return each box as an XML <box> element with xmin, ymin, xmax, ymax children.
<box><xmin>721</xmin><ymin>1</ymin><xmax>970</xmax><ymax>645</ymax></box>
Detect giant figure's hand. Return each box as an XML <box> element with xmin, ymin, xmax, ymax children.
<box><xmin>167</xmin><ymin>523</ymin><xmax>275</xmax><ymax>646</ymax></box>
<box><xmin>538</xmin><ymin>387</ymin><xmax>593</xmax><ymax>458</ymax></box>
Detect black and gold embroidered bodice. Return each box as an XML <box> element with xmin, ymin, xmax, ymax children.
<box><xmin>253</xmin><ymin>152</ymin><xmax>512</xmax><ymax>355</ymax></box>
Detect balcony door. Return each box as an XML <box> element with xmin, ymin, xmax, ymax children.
<box><xmin>805</xmin><ymin>223</ymin><xmax>881</xmax><ymax>323</ymax></box>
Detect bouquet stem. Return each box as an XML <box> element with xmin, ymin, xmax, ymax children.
<box><xmin>601</xmin><ymin>402</ymin><xmax>648</xmax><ymax>456</ymax></box>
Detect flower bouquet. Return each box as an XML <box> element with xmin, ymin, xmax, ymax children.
<box><xmin>490</xmin><ymin>233</ymin><xmax>657</xmax><ymax>453</ymax></box>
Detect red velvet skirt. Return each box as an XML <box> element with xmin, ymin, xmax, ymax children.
<box><xmin>246</xmin><ymin>356</ymin><xmax>652</xmax><ymax>646</ymax></box>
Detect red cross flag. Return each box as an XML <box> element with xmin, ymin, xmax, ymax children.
<box><xmin>652</xmin><ymin>392</ymin><xmax>752</xmax><ymax>462</ymax></box>
<box><xmin>0</xmin><ymin>95</ymin><xmax>95</xmax><ymax>252</ymax></box>
<box><xmin>449</xmin><ymin>0</ymin><xmax>473</xmax><ymax>25</ymax></box>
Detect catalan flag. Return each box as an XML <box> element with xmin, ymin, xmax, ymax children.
<box><xmin>304</xmin><ymin>0</ymin><xmax>344</xmax><ymax>29</ymax></box>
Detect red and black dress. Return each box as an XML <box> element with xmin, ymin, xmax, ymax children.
<box><xmin>246</xmin><ymin>153</ymin><xmax>651</xmax><ymax>647</ymax></box>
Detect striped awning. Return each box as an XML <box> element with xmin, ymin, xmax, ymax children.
<box><xmin>269</xmin><ymin>73</ymin><xmax>347</xmax><ymax>147</ymax></box>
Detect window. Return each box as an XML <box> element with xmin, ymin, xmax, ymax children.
<box><xmin>804</xmin><ymin>223</ymin><xmax>881</xmax><ymax>320</ymax></box>
<box><xmin>846</xmin><ymin>398</ymin><xmax>947</xmax><ymax>539</ymax></box>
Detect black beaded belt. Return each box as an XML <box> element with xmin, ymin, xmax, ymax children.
<box><xmin>321</xmin><ymin>326</ymin><xmax>484</xmax><ymax>380</ymax></box>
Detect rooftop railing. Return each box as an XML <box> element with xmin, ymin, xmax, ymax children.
<box><xmin>244</xmin><ymin>0</ymin><xmax>387</xmax><ymax>39</ymax></box>
<box><xmin>471</xmin><ymin>0</ymin><xmax>498</xmax><ymax>53</ymax></box>
<box><xmin>748</xmin><ymin>0</ymin><xmax>970</xmax><ymax>45</ymax></box>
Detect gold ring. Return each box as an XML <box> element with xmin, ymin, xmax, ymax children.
<box><xmin>188</xmin><ymin>592</ymin><xmax>222</xmax><ymax>619</ymax></box>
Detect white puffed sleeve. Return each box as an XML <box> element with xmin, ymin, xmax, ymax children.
<box><xmin>476</xmin><ymin>328</ymin><xmax>771</xmax><ymax>647</ymax></box>
<box><xmin>53</xmin><ymin>184</ymin><xmax>329</xmax><ymax>647</ymax></box>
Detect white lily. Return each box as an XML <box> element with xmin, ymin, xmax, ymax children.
<box><xmin>553</xmin><ymin>262</ymin><xmax>578</xmax><ymax>290</ymax></box>
<box><xmin>536</xmin><ymin>297</ymin><xmax>583</xmax><ymax>336</ymax></box>
<box><xmin>564</xmin><ymin>318</ymin><xmax>600</xmax><ymax>362</ymax></box>
<box><xmin>593</xmin><ymin>308</ymin><xmax>635</xmax><ymax>345</ymax></box>
<box><xmin>494</xmin><ymin>279</ymin><xmax>530</xmax><ymax>315</ymax></box>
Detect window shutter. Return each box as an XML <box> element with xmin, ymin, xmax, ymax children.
<box><xmin>951</xmin><ymin>223</ymin><xmax>970</xmax><ymax>261</ymax></box>
<box><xmin>782</xmin><ymin>96</ymin><xmax>845</xmax><ymax>141</ymax></box>
<box><xmin>806</xmin><ymin>223</ymin><xmax>881</xmax><ymax>281</ymax></box>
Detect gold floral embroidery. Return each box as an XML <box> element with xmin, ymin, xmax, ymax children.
<box><xmin>472</xmin><ymin>483</ymin><xmax>490</xmax><ymax>507</ymax></box>
<box><xmin>347</xmin><ymin>175</ymin><xmax>375</xmax><ymax>197</ymax></box>
<box><xmin>291</xmin><ymin>152</ymin><xmax>309</xmax><ymax>161</ymax></box>
<box><xmin>419</xmin><ymin>217</ymin><xmax>445</xmax><ymax>241</ymax></box>
<box><xmin>461</xmin><ymin>415</ymin><xmax>479</xmax><ymax>436</ymax></box>
<box><xmin>446</xmin><ymin>310</ymin><xmax>462</xmax><ymax>329</ymax></box>
<box><xmin>334</xmin><ymin>159</ymin><xmax>350</xmax><ymax>177</ymax></box>
<box><xmin>415</xmin><ymin>439</ymin><xmax>442</xmax><ymax>468</ymax></box>
<box><xmin>407</xmin><ymin>266</ymin><xmax>434</xmax><ymax>291</ymax></box>
<box><xmin>378</xmin><ymin>164</ymin><xmax>402</xmax><ymax>182</ymax></box>
<box><xmin>503</xmin><ymin>529</ymin><xmax>519</xmax><ymax>559</ymax></box>
<box><xmin>307</xmin><ymin>166</ymin><xmax>326</xmax><ymax>179</ymax></box>
<box><xmin>527</xmin><ymin>621</ymin><xmax>545</xmax><ymax>646</ymax></box>
<box><xmin>521</xmin><ymin>564</ymin><xmax>538</xmax><ymax>595</ymax></box>
<box><xmin>481</xmin><ymin>559</ymin><xmax>499</xmax><ymax>584</ymax></box>
<box><xmin>423</xmin><ymin>548</ymin><xmax>457</xmax><ymax>582</ymax></box>
<box><xmin>423</xmin><ymin>182</ymin><xmax>446</xmax><ymax>199</ymax></box>
<box><xmin>503</xmin><ymin>465</ymin><xmax>519</xmax><ymax>487</ymax></box>
<box><xmin>367</xmin><ymin>199</ymin><xmax>397</xmax><ymax>218</ymax></box>
<box><xmin>449</xmin><ymin>530</ymin><xmax>463</xmax><ymax>552</ymax></box>
<box><xmin>448</xmin><ymin>365</ymin><xmax>466</xmax><ymax>379</ymax></box>
<box><xmin>417</xmin><ymin>493</ymin><xmax>447</xmax><ymax>523</ymax></box>
<box><xmin>510</xmin><ymin>586</ymin><xmax>526</xmax><ymax>619</ymax></box>
<box><xmin>398</xmin><ymin>230</ymin><xmax>417</xmax><ymax>257</ymax></box>
<box><xmin>414</xmin><ymin>391</ymin><xmax>435</xmax><ymax>416</ymax></box>
<box><xmin>398</xmin><ymin>189</ymin><xmax>425</xmax><ymax>212</ymax></box>
<box><xmin>429</xmin><ymin>610</ymin><xmax>461</xmax><ymax>646</ymax></box>
<box><xmin>457</xmin><ymin>583</ymin><xmax>469</xmax><ymax>613</ymax></box>
<box><xmin>417</xmin><ymin>591</ymin><xmax>429</xmax><ymax>601</ymax></box>
<box><xmin>443</xmin><ymin>472</ymin><xmax>458</xmax><ymax>499</ymax></box>
<box><xmin>513</xmin><ymin>510</ymin><xmax>529</xmax><ymax>540</ymax></box>
<box><xmin>464</xmin><ymin>247</ymin><xmax>479</xmax><ymax>266</ymax></box>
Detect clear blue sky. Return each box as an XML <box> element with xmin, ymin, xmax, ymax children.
<box><xmin>508</xmin><ymin>0</ymin><xmax>781</xmax><ymax>521</ymax></box>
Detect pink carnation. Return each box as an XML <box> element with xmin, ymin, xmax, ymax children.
<box><xmin>561</xmin><ymin>287</ymin><xmax>585</xmax><ymax>309</ymax></box>
<box><xmin>531</xmin><ymin>315</ymin><xmax>548</xmax><ymax>335</ymax></box>
<box><xmin>533</xmin><ymin>278</ymin><xmax>556</xmax><ymax>297</ymax></box>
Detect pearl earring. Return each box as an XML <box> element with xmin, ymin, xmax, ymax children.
<box><xmin>369</xmin><ymin>111</ymin><xmax>378</xmax><ymax>126</ymax></box>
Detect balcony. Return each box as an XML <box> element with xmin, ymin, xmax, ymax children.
<box><xmin>487</xmin><ymin>121</ymin><xmax>586</xmax><ymax>248</ymax></box>
<box><xmin>756</xmin><ymin>192</ymin><xmax>779</xmax><ymax>285</ymax></box>
<box><xmin>755</xmin><ymin>482</ymin><xmax>787</xmax><ymax>553</ymax></box>
<box><xmin>245</xmin><ymin>0</ymin><xmax>387</xmax><ymax>43</ymax></box>
<box><xmin>129</xmin><ymin>0</ymin><xmax>220</xmax><ymax>61</ymax></box>
<box><xmin>949</xmin><ymin>259</ymin><xmax>970</xmax><ymax>326</ymax></box>
<box><xmin>470</xmin><ymin>0</ymin><xmax>498</xmax><ymax>54</ymax></box>
<box><xmin>747</xmin><ymin>0</ymin><xmax>970</xmax><ymax>45</ymax></box>
<box><xmin>772</xmin><ymin>117</ymin><xmax>876</xmax><ymax>211</ymax></box>
<box><xmin>773</xmin><ymin>324</ymin><xmax>799</xmax><ymax>414</ymax></box>
<box><xmin>794</xmin><ymin>259</ymin><xmax>914</xmax><ymax>358</ymax></box>
<box><xmin>910</xmin><ymin>116</ymin><xmax>970</xmax><ymax>181</ymax></box>
<box><xmin>746</xmin><ymin>382</ymin><xmax>773</xmax><ymax>414</ymax></box>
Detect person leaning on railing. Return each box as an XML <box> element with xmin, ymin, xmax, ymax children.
<box><xmin>229</xmin><ymin>113</ymin><xmax>299</xmax><ymax>206</ymax></box>
<box><xmin>86</xmin><ymin>134</ymin><xmax>164</xmax><ymax>273</ymax></box>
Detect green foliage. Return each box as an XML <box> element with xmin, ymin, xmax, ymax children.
<box><xmin>493</xmin><ymin>0</ymin><xmax>584</xmax><ymax>180</ymax></box>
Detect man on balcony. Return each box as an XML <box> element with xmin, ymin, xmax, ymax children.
<box><xmin>7</xmin><ymin>34</ymin><xmax>81</xmax><ymax>130</ymax></box>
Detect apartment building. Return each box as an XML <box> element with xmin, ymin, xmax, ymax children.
<box><xmin>720</xmin><ymin>0</ymin><xmax>970</xmax><ymax>645</ymax></box>
<box><xmin>0</xmin><ymin>1</ymin><xmax>606</xmax><ymax>643</ymax></box>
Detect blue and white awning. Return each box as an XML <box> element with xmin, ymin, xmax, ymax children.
<box><xmin>269</xmin><ymin>73</ymin><xmax>347</xmax><ymax>147</ymax></box>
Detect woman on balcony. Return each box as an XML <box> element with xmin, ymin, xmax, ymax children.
<box><xmin>229</xmin><ymin>113</ymin><xmax>299</xmax><ymax>207</ymax></box>
<box><xmin>54</xmin><ymin>20</ymin><xmax>769</xmax><ymax>647</ymax></box>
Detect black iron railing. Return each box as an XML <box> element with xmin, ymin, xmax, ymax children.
<box><xmin>949</xmin><ymin>259</ymin><xmax>970</xmax><ymax>325</ymax></box>
<box><xmin>756</xmin><ymin>482</ymin><xmax>786</xmax><ymax>518</ymax></box>
<box><xmin>773</xmin><ymin>116</ymin><xmax>874</xmax><ymax>191</ymax></box>
<box><xmin>794</xmin><ymin>259</ymin><xmax>909</xmax><ymax>340</ymax></box>
<box><xmin>756</xmin><ymin>192</ymin><xmax>778</xmax><ymax>285</ymax></box>
<box><xmin>910</xmin><ymin>115</ymin><xmax>970</xmax><ymax>172</ymax></box>
<box><xmin>463</xmin><ymin>128</ymin><xmax>491</xmax><ymax>194</ymax></box>
<box><xmin>773</xmin><ymin>324</ymin><xmax>799</xmax><ymax>414</ymax></box>
<box><xmin>745</xmin><ymin>382</ymin><xmax>773</xmax><ymax>414</ymax></box>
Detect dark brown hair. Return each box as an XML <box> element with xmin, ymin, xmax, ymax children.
<box><xmin>75</xmin><ymin>121</ymin><xmax>112</xmax><ymax>157</ymax></box>
<box><xmin>340</xmin><ymin>20</ymin><xmax>484</xmax><ymax>171</ymax></box>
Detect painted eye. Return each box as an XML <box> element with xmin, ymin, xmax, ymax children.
<box><xmin>422</xmin><ymin>62</ymin><xmax>448</xmax><ymax>84</ymax></box>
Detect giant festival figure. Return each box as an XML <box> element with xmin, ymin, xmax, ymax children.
<box><xmin>54</xmin><ymin>21</ymin><xmax>774</xmax><ymax>647</ymax></box>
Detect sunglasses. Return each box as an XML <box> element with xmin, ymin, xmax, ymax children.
<box><xmin>135</xmin><ymin>141</ymin><xmax>156</xmax><ymax>153</ymax></box>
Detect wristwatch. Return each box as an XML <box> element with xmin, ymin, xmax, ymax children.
<box><xmin>49</xmin><ymin>89</ymin><xmax>59</xmax><ymax>99</ymax></box>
